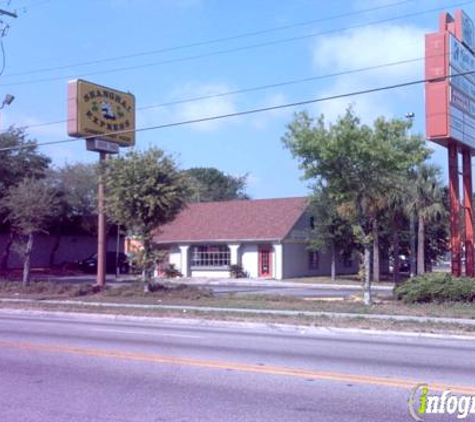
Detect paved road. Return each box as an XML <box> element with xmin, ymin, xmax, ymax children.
<box><xmin>0</xmin><ymin>311</ymin><xmax>473</xmax><ymax>421</ymax></box>
<box><xmin>40</xmin><ymin>275</ymin><xmax>394</xmax><ymax>299</ymax></box>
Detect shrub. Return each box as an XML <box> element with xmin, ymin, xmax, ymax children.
<box><xmin>394</xmin><ymin>273</ymin><xmax>475</xmax><ymax>304</ymax></box>
<box><xmin>163</xmin><ymin>264</ymin><xmax>183</xmax><ymax>278</ymax></box>
<box><xmin>230</xmin><ymin>264</ymin><xmax>248</xmax><ymax>278</ymax></box>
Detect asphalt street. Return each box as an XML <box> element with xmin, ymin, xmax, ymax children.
<box><xmin>43</xmin><ymin>275</ymin><xmax>394</xmax><ymax>299</ymax></box>
<box><xmin>0</xmin><ymin>311</ymin><xmax>474</xmax><ymax>421</ymax></box>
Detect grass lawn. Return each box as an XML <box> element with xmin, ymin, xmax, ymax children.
<box><xmin>0</xmin><ymin>279</ymin><xmax>474</xmax><ymax>320</ymax></box>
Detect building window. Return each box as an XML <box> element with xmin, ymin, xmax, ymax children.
<box><xmin>191</xmin><ymin>245</ymin><xmax>230</xmax><ymax>267</ymax></box>
<box><xmin>308</xmin><ymin>251</ymin><xmax>319</xmax><ymax>270</ymax></box>
<box><xmin>310</xmin><ymin>216</ymin><xmax>315</xmax><ymax>229</ymax></box>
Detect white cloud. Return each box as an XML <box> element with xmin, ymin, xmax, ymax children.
<box><xmin>312</xmin><ymin>23</ymin><xmax>428</xmax><ymax>123</ymax></box>
<box><xmin>170</xmin><ymin>82</ymin><xmax>238</xmax><ymax>132</ymax></box>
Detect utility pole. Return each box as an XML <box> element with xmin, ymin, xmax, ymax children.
<box><xmin>405</xmin><ymin>112</ymin><xmax>416</xmax><ymax>278</ymax></box>
<box><xmin>97</xmin><ymin>151</ymin><xmax>107</xmax><ymax>288</ymax></box>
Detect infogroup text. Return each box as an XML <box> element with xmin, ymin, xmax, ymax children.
<box><xmin>409</xmin><ymin>384</ymin><xmax>475</xmax><ymax>420</ymax></box>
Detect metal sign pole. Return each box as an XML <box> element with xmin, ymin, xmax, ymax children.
<box><xmin>96</xmin><ymin>151</ymin><xmax>107</xmax><ymax>287</ymax></box>
<box><xmin>448</xmin><ymin>141</ymin><xmax>462</xmax><ymax>277</ymax></box>
<box><xmin>462</xmin><ymin>149</ymin><xmax>474</xmax><ymax>277</ymax></box>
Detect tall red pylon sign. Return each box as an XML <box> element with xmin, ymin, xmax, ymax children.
<box><xmin>425</xmin><ymin>10</ymin><xmax>475</xmax><ymax>277</ymax></box>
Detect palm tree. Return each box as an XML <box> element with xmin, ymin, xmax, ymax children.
<box><xmin>405</xmin><ymin>164</ymin><xmax>445</xmax><ymax>275</ymax></box>
<box><xmin>384</xmin><ymin>182</ymin><xmax>409</xmax><ymax>283</ymax></box>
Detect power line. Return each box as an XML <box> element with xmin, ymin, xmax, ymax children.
<box><xmin>3</xmin><ymin>52</ymin><xmax>445</xmax><ymax>134</ymax></box>
<box><xmin>8</xmin><ymin>49</ymin><xmax>453</xmax><ymax>134</ymax></box>
<box><xmin>3</xmin><ymin>0</ymin><xmax>413</xmax><ymax>78</ymax></box>
<box><xmin>14</xmin><ymin>0</ymin><xmax>51</xmax><ymax>15</ymax></box>
<box><xmin>0</xmin><ymin>68</ymin><xmax>470</xmax><ymax>153</ymax></box>
<box><xmin>1</xmin><ymin>0</ymin><xmax>472</xmax><ymax>87</ymax></box>
<box><xmin>3</xmin><ymin>53</ymin><xmax>430</xmax><ymax>133</ymax></box>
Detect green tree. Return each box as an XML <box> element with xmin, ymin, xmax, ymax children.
<box><xmin>2</xmin><ymin>178</ymin><xmax>60</xmax><ymax>286</ymax></box>
<box><xmin>308</xmin><ymin>188</ymin><xmax>356</xmax><ymax>282</ymax></box>
<box><xmin>405</xmin><ymin>164</ymin><xmax>445</xmax><ymax>275</ymax></box>
<box><xmin>282</xmin><ymin>108</ymin><xmax>428</xmax><ymax>305</ymax></box>
<box><xmin>45</xmin><ymin>163</ymin><xmax>98</xmax><ymax>266</ymax></box>
<box><xmin>0</xmin><ymin>127</ymin><xmax>51</xmax><ymax>270</ymax></box>
<box><xmin>381</xmin><ymin>182</ymin><xmax>409</xmax><ymax>283</ymax></box>
<box><xmin>105</xmin><ymin>148</ymin><xmax>188</xmax><ymax>290</ymax></box>
<box><xmin>185</xmin><ymin>167</ymin><xmax>249</xmax><ymax>202</ymax></box>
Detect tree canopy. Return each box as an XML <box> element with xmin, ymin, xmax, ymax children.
<box><xmin>2</xmin><ymin>178</ymin><xmax>60</xmax><ymax>285</ymax></box>
<box><xmin>105</xmin><ymin>148</ymin><xmax>188</xmax><ymax>287</ymax></box>
<box><xmin>282</xmin><ymin>107</ymin><xmax>430</xmax><ymax>304</ymax></box>
<box><xmin>184</xmin><ymin>167</ymin><xmax>249</xmax><ymax>202</ymax></box>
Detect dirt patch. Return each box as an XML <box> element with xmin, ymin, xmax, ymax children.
<box><xmin>0</xmin><ymin>280</ymin><xmax>213</xmax><ymax>301</ymax></box>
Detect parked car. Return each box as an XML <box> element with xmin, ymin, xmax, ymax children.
<box><xmin>389</xmin><ymin>255</ymin><xmax>410</xmax><ymax>273</ymax></box>
<box><xmin>78</xmin><ymin>252</ymin><xmax>130</xmax><ymax>274</ymax></box>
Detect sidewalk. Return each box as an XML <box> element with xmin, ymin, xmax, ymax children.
<box><xmin>154</xmin><ymin>277</ymin><xmax>395</xmax><ymax>291</ymax></box>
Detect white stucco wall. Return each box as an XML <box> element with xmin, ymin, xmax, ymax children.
<box><xmin>241</xmin><ymin>244</ymin><xmax>259</xmax><ymax>278</ymax></box>
<box><xmin>273</xmin><ymin>243</ymin><xmax>283</xmax><ymax>280</ymax></box>
<box><xmin>168</xmin><ymin>247</ymin><xmax>181</xmax><ymax>270</ymax></box>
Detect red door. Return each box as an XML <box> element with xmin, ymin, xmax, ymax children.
<box><xmin>258</xmin><ymin>245</ymin><xmax>272</xmax><ymax>278</ymax></box>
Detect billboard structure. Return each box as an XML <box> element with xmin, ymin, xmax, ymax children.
<box><xmin>68</xmin><ymin>79</ymin><xmax>136</xmax><ymax>151</ymax></box>
<box><xmin>67</xmin><ymin>80</ymin><xmax>136</xmax><ymax>287</ymax></box>
<box><xmin>426</xmin><ymin>10</ymin><xmax>475</xmax><ymax>276</ymax></box>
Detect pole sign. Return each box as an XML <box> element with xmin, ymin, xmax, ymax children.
<box><xmin>425</xmin><ymin>9</ymin><xmax>475</xmax><ymax>278</ymax></box>
<box><xmin>67</xmin><ymin>79</ymin><xmax>136</xmax><ymax>149</ymax></box>
<box><xmin>426</xmin><ymin>10</ymin><xmax>475</xmax><ymax>150</ymax></box>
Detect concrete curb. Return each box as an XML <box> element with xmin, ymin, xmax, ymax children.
<box><xmin>1</xmin><ymin>298</ymin><xmax>474</xmax><ymax>326</ymax></box>
<box><xmin>1</xmin><ymin>307</ymin><xmax>474</xmax><ymax>342</ymax></box>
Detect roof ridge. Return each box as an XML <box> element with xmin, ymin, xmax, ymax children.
<box><xmin>189</xmin><ymin>196</ymin><xmax>308</xmax><ymax>205</ymax></box>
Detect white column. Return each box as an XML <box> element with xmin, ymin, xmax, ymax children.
<box><xmin>273</xmin><ymin>243</ymin><xmax>283</xmax><ymax>280</ymax></box>
<box><xmin>179</xmin><ymin>245</ymin><xmax>190</xmax><ymax>277</ymax></box>
<box><xmin>228</xmin><ymin>244</ymin><xmax>241</xmax><ymax>265</ymax></box>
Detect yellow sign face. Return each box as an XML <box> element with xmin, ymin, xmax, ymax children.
<box><xmin>68</xmin><ymin>79</ymin><xmax>135</xmax><ymax>146</ymax></box>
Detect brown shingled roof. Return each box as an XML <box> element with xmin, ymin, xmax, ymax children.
<box><xmin>154</xmin><ymin>197</ymin><xmax>308</xmax><ymax>244</ymax></box>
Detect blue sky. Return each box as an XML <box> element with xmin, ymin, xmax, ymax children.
<box><xmin>1</xmin><ymin>0</ymin><xmax>474</xmax><ymax>199</ymax></box>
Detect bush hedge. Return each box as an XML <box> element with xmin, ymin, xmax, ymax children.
<box><xmin>394</xmin><ymin>273</ymin><xmax>475</xmax><ymax>304</ymax></box>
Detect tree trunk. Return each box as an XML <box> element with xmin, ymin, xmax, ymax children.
<box><xmin>0</xmin><ymin>230</ymin><xmax>14</xmax><ymax>271</ymax></box>
<box><xmin>363</xmin><ymin>245</ymin><xmax>372</xmax><ymax>306</ymax></box>
<box><xmin>330</xmin><ymin>241</ymin><xmax>336</xmax><ymax>282</ymax></box>
<box><xmin>410</xmin><ymin>212</ymin><xmax>416</xmax><ymax>277</ymax></box>
<box><xmin>23</xmin><ymin>233</ymin><xmax>34</xmax><ymax>288</ymax></box>
<box><xmin>49</xmin><ymin>232</ymin><xmax>61</xmax><ymax>268</ymax></box>
<box><xmin>392</xmin><ymin>224</ymin><xmax>400</xmax><ymax>284</ymax></box>
<box><xmin>142</xmin><ymin>235</ymin><xmax>153</xmax><ymax>292</ymax></box>
<box><xmin>417</xmin><ymin>214</ymin><xmax>425</xmax><ymax>275</ymax></box>
<box><xmin>372</xmin><ymin>218</ymin><xmax>380</xmax><ymax>283</ymax></box>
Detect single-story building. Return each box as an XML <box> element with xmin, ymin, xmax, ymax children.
<box><xmin>153</xmin><ymin>197</ymin><xmax>358</xmax><ymax>279</ymax></box>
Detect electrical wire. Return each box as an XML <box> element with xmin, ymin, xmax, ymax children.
<box><xmin>1</xmin><ymin>51</ymin><xmax>444</xmax><ymax>134</ymax></box>
<box><xmin>3</xmin><ymin>0</ymin><xmax>413</xmax><ymax>78</ymax></box>
<box><xmin>1</xmin><ymin>0</ymin><xmax>472</xmax><ymax>87</ymax></box>
<box><xmin>0</xmin><ymin>68</ymin><xmax>470</xmax><ymax>153</ymax></box>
